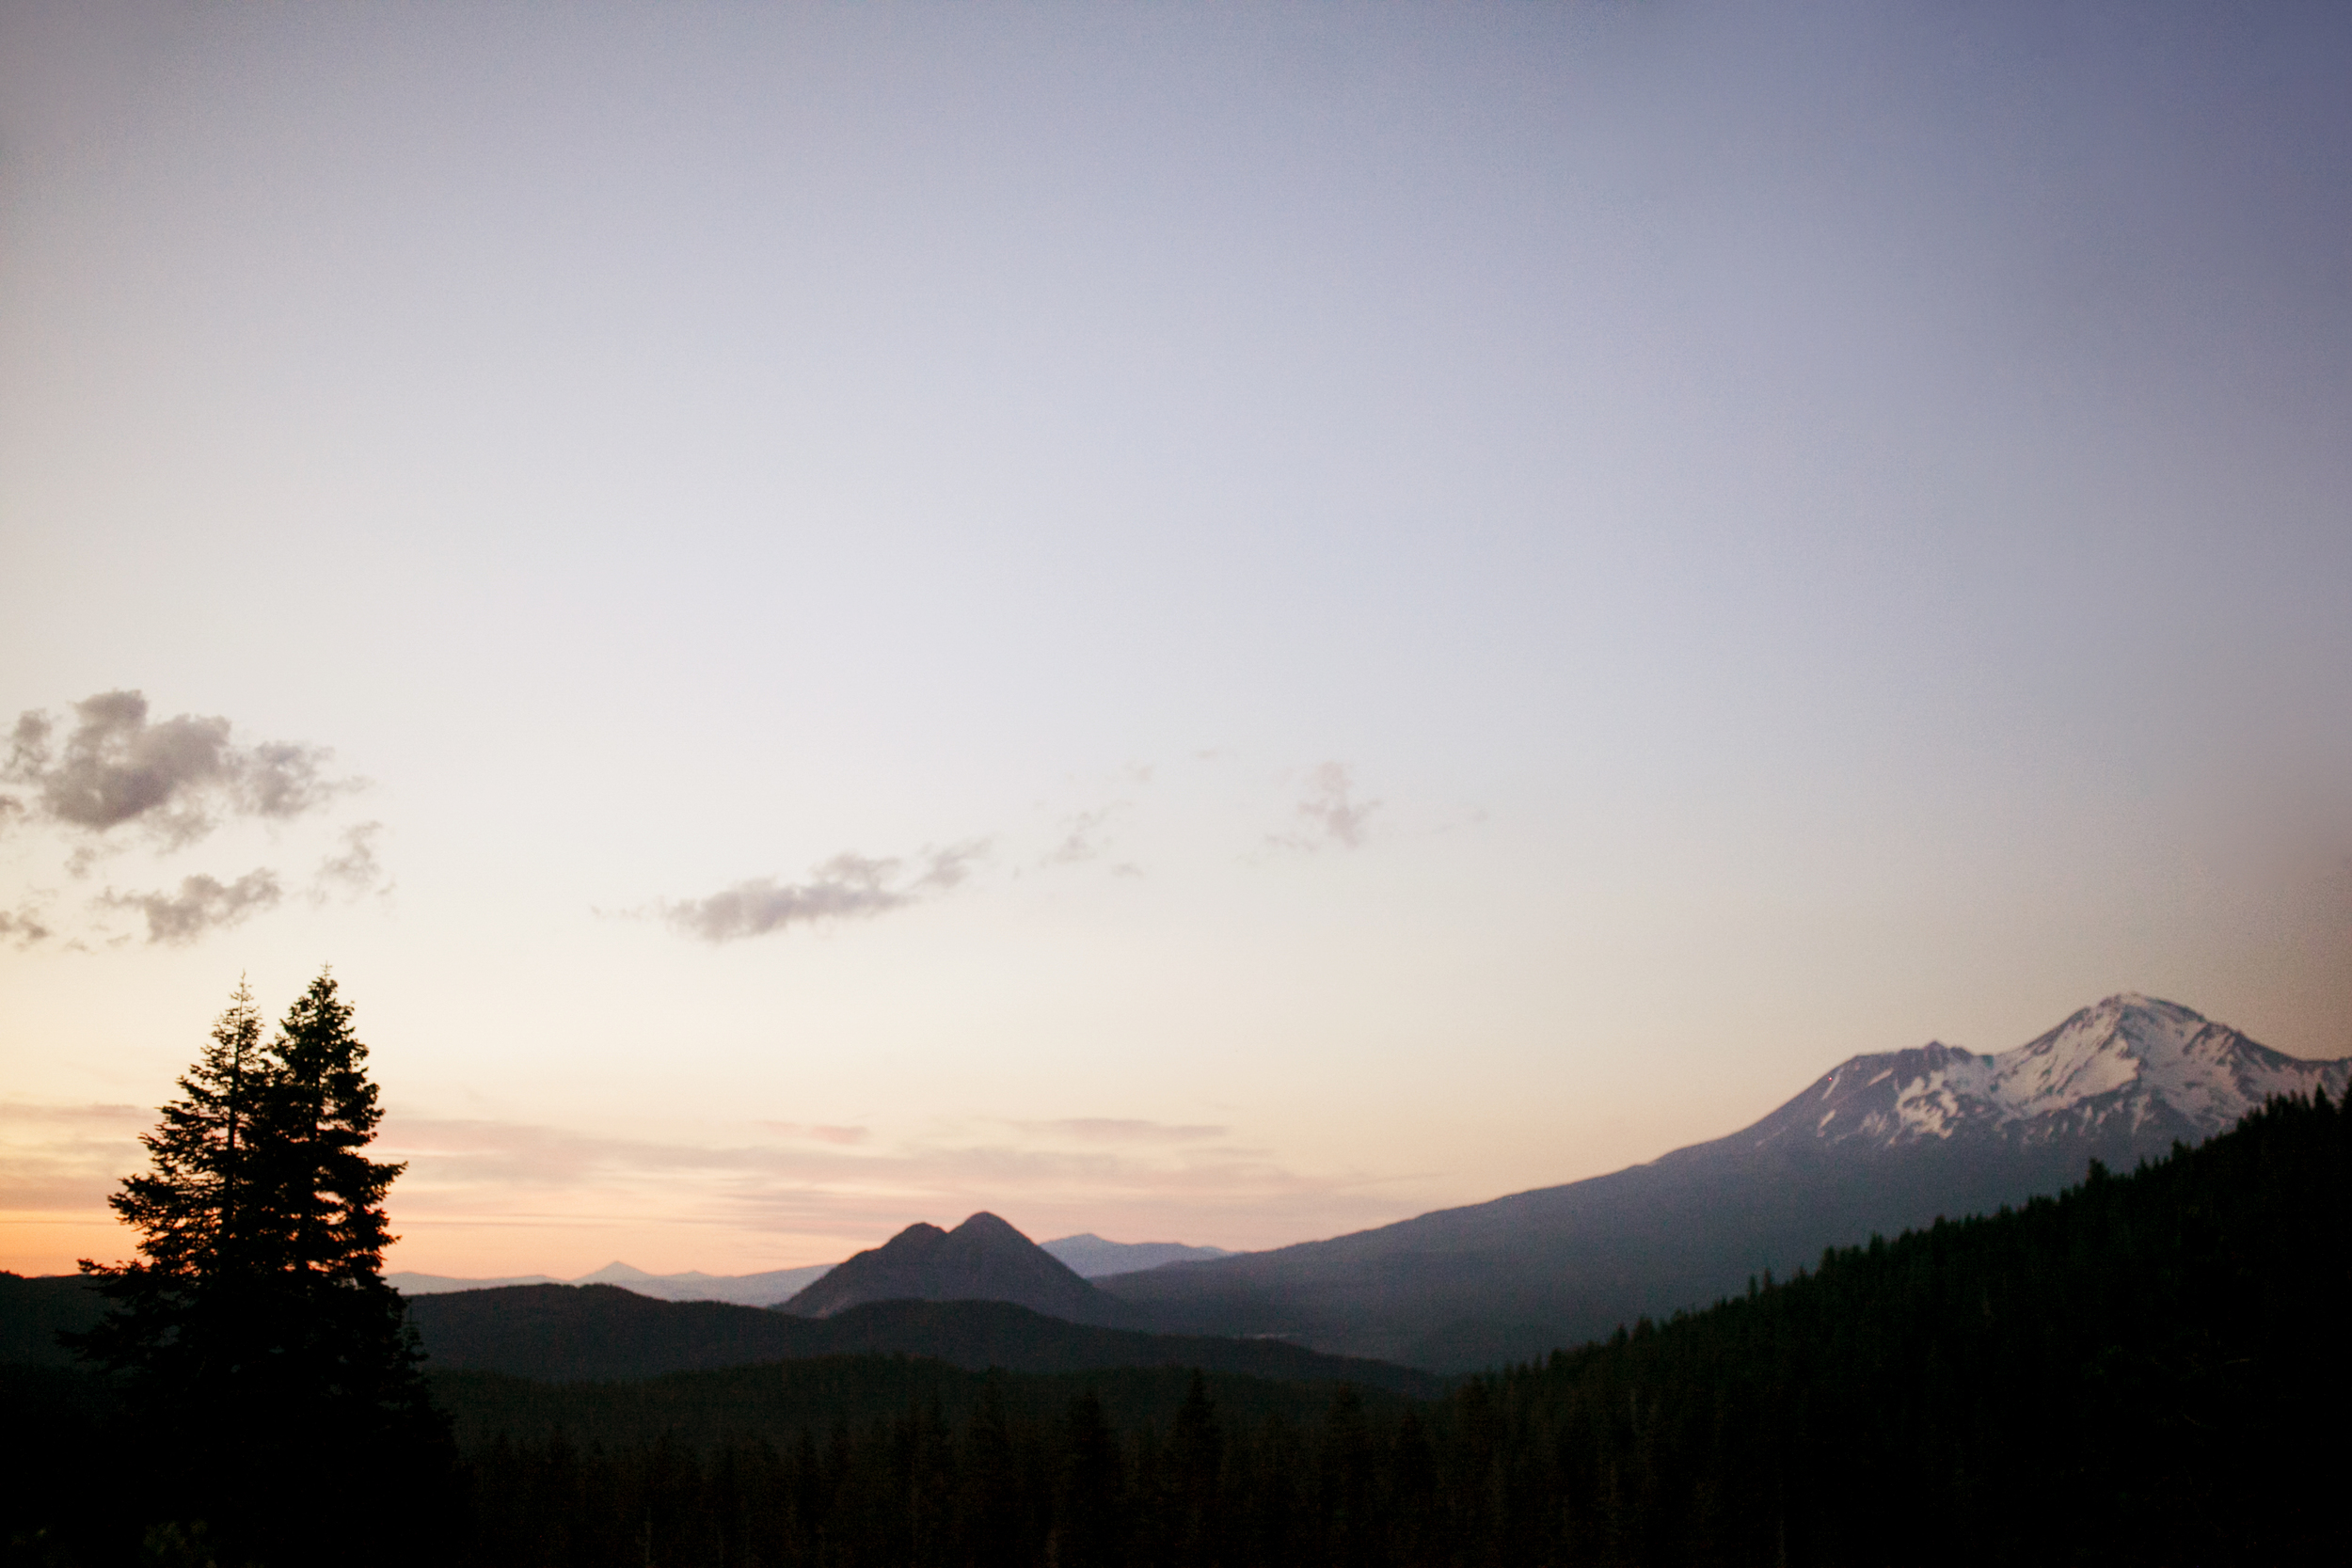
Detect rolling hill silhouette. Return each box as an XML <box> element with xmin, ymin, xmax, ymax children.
<box><xmin>400</xmin><ymin>1284</ymin><xmax>1438</xmax><ymax>1394</ymax></box>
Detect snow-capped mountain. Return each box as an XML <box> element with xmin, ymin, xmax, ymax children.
<box><xmin>1100</xmin><ymin>993</ymin><xmax>2349</xmax><ymax>1370</ymax></box>
<box><xmin>1735</xmin><ymin>994</ymin><xmax>2349</xmax><ymax>1155</ymax></box>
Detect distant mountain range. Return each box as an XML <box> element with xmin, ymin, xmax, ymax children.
<box><xmin>1097</xmin><ymin>994</ymin><xmax>2351</xmax><ymax>1370</ymax></box>
<box><xmin>1042</xmin><ymin>1234</ymin><xmax>1232</xmax><ymax>1276</ymax></box>
<box><xmin>389</xmin><ymin>1260</ymin><xmax>834</xmax><ymax>1305</ymax></box>
<box><xmin>387</xmin><ymin>1234</ymin><xmax>1226</xmax><ymax>1303</ymax></box>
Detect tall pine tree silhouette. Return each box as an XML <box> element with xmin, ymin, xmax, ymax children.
<box><xmin>72</xmin><ymin>971</ymin><xmax>447</xmax><ymax>1562</ymax></box>
<box><xmin>69</xmin><ymin>979</ymin><xmax>270</xmax><ymax>1398</ymax></box>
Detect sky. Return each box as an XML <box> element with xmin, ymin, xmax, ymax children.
<box><xmin>4</xmin><ymin>0</ymin><xmax>2350</xmax><ymax>1279</ymax></box>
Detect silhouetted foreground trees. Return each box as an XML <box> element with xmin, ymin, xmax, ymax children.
<box><xmin>45</xmin><ymin>974</ymin><xmax>449</xmax><ymax>1566</ymax></box>
<box><xmin>448</xmin><ymin>1091</ymin><xmax>2347</xmax><ymax>1568</ymax></box>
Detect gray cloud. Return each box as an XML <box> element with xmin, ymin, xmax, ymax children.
<box><xmin>310</xmin><ymin>821</ymin><xmax>391</xmax><ymax>904</ymax></box>
<box><xmin>4</xmin><ymin>690</ymin><xmax>348</xmax><ymax>847</ymax></box>
<box><xmin>0</xmin><ymin>904</ymin><xmax>51</xmax><ymax>948</ymax></box>
<box><xmin>1271</xmin><ymin>762</ymin><xmax>1378</xmax><ymax>851</ymax></box>
<box><xmin>102</xmin><ymin>869</ymin><xmax>282</xmax><ymax>945</ymax></box>
<box><xmin>661</xmin><ymin>841</ymin><xmax>987</xmax><ymax>943</ymax></box>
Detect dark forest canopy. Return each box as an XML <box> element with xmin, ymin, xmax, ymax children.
<box><xmin>8</xmin><ymin>1087</ymin><xmax>2344</xmax><ymax>1564</ymax></box>
<box><xmin>405</xmin><ymin>1288</ymin><xmax>1443</xmax><ymax>1397</ymax></box>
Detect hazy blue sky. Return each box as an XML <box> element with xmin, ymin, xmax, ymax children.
<box><xmin>5</xmin><ymin>1</ymin><xmax>2349</xmax><ymax>1276</ymax></box>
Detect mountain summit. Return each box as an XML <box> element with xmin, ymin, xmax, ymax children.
<box><xmin>1731</xmin><ymin>994</ymin><xmax>2347</xmax><ymax>1155</ymax></box>
<box><xmin>780</xmin><ymin>1212</ymin><xmax>1136</xmax><ymax>1327</ymax></box>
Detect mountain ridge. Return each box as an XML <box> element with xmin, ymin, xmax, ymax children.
<box><xmin>389</xmin><ymin>1261</ymin><xmax>834</xmax><ymax>1306</ymax></box>
<box><xmin>1097</xmin><ymin>994</ymin><xmax>2349</xmax><ymax>1369</ymax></box>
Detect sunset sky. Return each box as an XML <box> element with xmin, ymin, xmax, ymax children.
<box><xmin>5</xmin><ymin>1</ymin><xmax>2350</xmax><ymax>1279</ymax></box>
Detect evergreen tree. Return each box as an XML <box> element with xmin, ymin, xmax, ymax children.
<box><xmin>70</xmin><ymin>970</ymin><xmax>448</xmax><ymax>1563</ymax></box>
<box><xmin>244</xmin><ymin>971</ymin><xmax>426</xmax><ymax>1422</ymax></box>
<box><xmin>69</xmin><ymin>980</ymin><xmax>272</xmax><ymax>1402</ymax></box>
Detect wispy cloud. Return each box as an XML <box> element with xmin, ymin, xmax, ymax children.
<box><xmin>310</xmin><ymin>821</ymin><xmax>392</xmax><ymax>903</ymax></box>
<box><xmin>1037</xmin><ymin>765</ymin><xmax>1155</xmax><ymax>873</ymax></box>
<box><xmin>1041</xmin><ymin>805</ymin><xmax>1124</xmax><ymax>868</ymax></box>
<box><xmin>755</xmin><ymin>1122</ymin><xmax>872</xmax><ymax>1146</ymax></box>
<box><xmin>100</xmin><ymin>869</ymin><xmax>282</xmax><ymax>945</ymax></box>
<box><xmin>658</xmin><ymin>841</ymin><xmax>987</xmax><ymax>942</ymax></box>
<box><xmin>0</xmin><ymin>1101</ymin><xmax>153</xmax><ymax>1213</ymax></box>
<box><xmin>5</xmin><ymin>690</ymin><xmax>350</xmax><ymax>848</ymax></box>
<box><xmin>0</xmin><ymin>904</ymin><xmax>51</xmax><ymax>948</ymax></box>
<box><xmin>1010</xmin><ymin>1118</ymin><xmax>1230</xmax><ymax>1145</ymax></box>
<box><xmin>1269</xmin><ymin>762</ymin><xmax>1378</xmax><ymax>851</ymax></box>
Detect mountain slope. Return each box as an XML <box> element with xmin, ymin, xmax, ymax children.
<box><xmin>780</xmin><ymin>1212</ymin><xmax>1134</xmax><ymax>1326</ymax></box>
<box><xmin>1099</xmin><ymin>995</ymin><xmax>2350</xmax><ymax>1370</ymax></box>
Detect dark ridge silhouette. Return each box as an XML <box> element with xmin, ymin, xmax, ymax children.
<box><xmin>399</xmin><ymin>1284</ymin><xmax>1441</xmax><ymax>1396</ymax></box>
<box><xmin>0</xmin><ymin>1272</ymin><xmax>103</xmax><ymax>1368</ymax></box>
<box><xmin>779</xmin><ymin>1211</ymin><xmax>1136</xmax><ymax>1325</ymax></box>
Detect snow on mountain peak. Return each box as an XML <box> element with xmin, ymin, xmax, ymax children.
<box><xmin>1737</xmin><ymin>995</ymin><xmax>2349</xmax><ymax>1155</ymax></box>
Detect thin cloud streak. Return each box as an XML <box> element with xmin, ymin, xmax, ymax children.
<box><xmin>0</xmin><ymin>1101</ymin><xmax>154</xmax><ymax>1215</ymax></box>
<box><xmin>1010</xmin><ymin>1118</ymin><xmax>1231</xmax><ymax>1145</ymax></box>
<box><xmin>365</xmin><ymin>1113</ymin><xmax>1419</xmax><ymax>1261</ymax></box>
<box><xmin>99</xmin><ymin>869</ymin><xmax>282</xmax><ymax>945</ymax></box>
<box><xmin>755</xmin><ymin>1122</ymin><xmax>872</xmax><ymax>1146</ymax></box>
<box><xmin>658</xmin><ymin>841</ymin><xmax>988</xmax><ymax>942</ymax></box>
